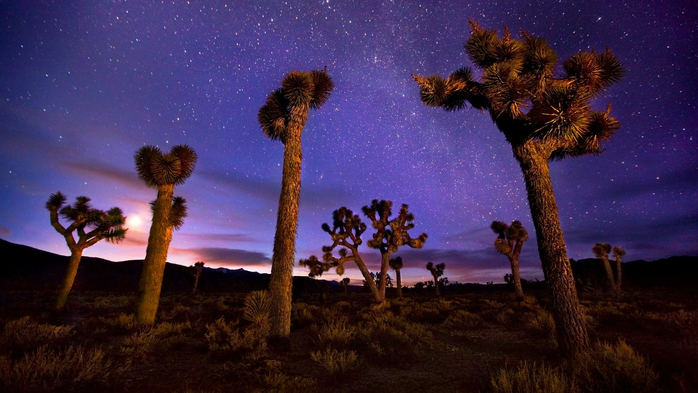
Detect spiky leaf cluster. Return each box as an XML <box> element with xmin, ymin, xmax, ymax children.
<box><xmin>135</xmin><ymin>145</ymin><xmax>198</xmax><ymax>188</ymax></box>
<box><xmin>362</xmin><ymin>200</ymin><xmax>428</xmax><ymax>254</ymax></box>
<box><xmin>258</xmin><ymin>68</ymin><xmax>334</xmax><ymax>144</ymax></box>
<box><xmin>413</xmin><ymin>20</ymin><xmax>623</xmax><ymax>160</ymax></box>
<box><xmin>149</xmin><ymin>196</ymin><xmax>188</xmax><ymax>230</ymax></box>
<box><xmin>298</xmin><ymin>255</ymin><xmax>336</xmax><ymax>278</ymax></box>
<box><xmin>389</xmin><ymin>256</ymin><xmax>404</xmax><ymax>271</ymax></box>
<box><xmin>46</xmin><ymin>192</ymin><xmax>127</xmax><ymax>243</ymax></box>
<box><xmin>490</xmin><ymin>220</ymin><xmax>528</xmax><ymax>258</ymax></box>
<box><xmin>426</xmin><ymin>262</ymin><xmax>445</xmax><ymax>278</ymax></box>
<box><xmin>592</xmin><ymin>243</ymin><xmax>612</xmax><ymax>259</ymax></box>
<box><xmin>320</xmin><ymin>207</ymin><xmax>367</xmax><ymax>276</ymax></box>
<box><xmin>612</xmin><ymin>246</ymin><xmax>626</xmax><ymax>260</ymax></box>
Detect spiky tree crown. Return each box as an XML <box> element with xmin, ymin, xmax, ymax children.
<box><xmin>612</xmin><ymin>246</ymin><xmax>626</xmax><ymax>259</ymax></box>
<box><xmin>389</xmin><ymin>256</ymin><xmax>404</xmax><ymax>270</ymax></box>
<box><xmin>258</xmin><ymin>68</ymin><xmax>334</xmax><ymax>144</ymax></box>
<box><xmin>298</xmin><ymin>255</ymin><xmax>336</xmax><ymax>278</ymax></box>
<box><xmin>491</xmin><ymin>220</ymin><xmax>528</xmax><ymax>257</ymax></box>
<box><xmin>592</xmin><ymin>243</ymin><xmax>612</xmax><ymax>258</ymax></box>
<box><xmin>46</xmin><ymin>192</ymin><xmax>127</xmax><ymax>243</ymax></box>
<box><xmin>426</xmin><ymin>262</ymin><xmax>445</xmax><ymax>278</ymax></box>
<box><xmin>320</xmin><ymin>206</ymin><xmax>367</xmax><ymax>276</ymax></box>
<box><xmin>413</xmin><ymin>20</ymin><xmax>623</xmax><ymax>160</ymax></box>
<box><xmin>135</xmin><ymin>145</ymin><xmax>197</xmax><ymax>188</ymax></box>
<box><xmin>362</xmin><ymin>199</ymin><xmax>428</xmax><ymax>254</ymax></box>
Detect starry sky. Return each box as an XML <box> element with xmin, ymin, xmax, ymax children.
<box><xmin>1</xmin><ymin>0</ymin><xmax>696</xmax><ymax>285</ymax></box>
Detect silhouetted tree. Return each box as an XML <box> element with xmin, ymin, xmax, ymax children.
<box><xmin>188</xmin><ymin>261</ymin><xmax>205</xmax><ymax>294</ymax></box>
<box><xmin>426</xmin><ymin>262</ymin><xmax>445</xmax><ymax>296</ymax></box>
<box><xmin>362</xmin><ymin>200</ymin><xmax>427</xmax><ymax>301</ymax></box>
<box><xmin>46</xmin><ymin>192</ymin><xmax>127</xmax><ymax>312</ymax></box>
<box><xmin>389</xmin><ymin>256</ymin><xmax>405</xmax><ymax>298</ymax></box>
<box><xmin>413</xmin><ymin>20</ymin><xmax>622</xmax><ymax>357</ymax></box>
<box><xmin>134</xmin><ymin>145</ymin><xmax>196</xmax><ymax>325</ymax></box>
<box><xmin>341</xmin><ymin>277</ymin><xmax>351</xmax><ymax>297</ymax></box>
<box><xmin>258</xmin><ymin>68</ymin><xmax>334</xmax><ymax>339</ymax></box>
<box><xmin>491</xmin><ymin>220</ymin><xmax>529</xmax><ymax>299</ymax></box>
<box><xmin>592</xmin><ymin>243</ymin><xmax>616</xmax><ymax>293</ymax></box>
<box><xmin>298</xmin><ymin>255</ymin><xmax>333</xmax><ymax>302</ymax></box>
<box><xmin>612</xmin><ymin>246</ymin><xmax>626</xmax><ymax>291</ymax></box>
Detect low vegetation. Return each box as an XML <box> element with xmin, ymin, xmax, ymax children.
<box><xmin>0</xmin><ymin>286</ymin><xmax>695</xmax><ymax>392</ymax></box>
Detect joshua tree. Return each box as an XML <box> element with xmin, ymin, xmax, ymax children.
<box><xmin>362</xmin><ymin>200</ymin><xmax>428</xmax><ymax>301</ymax></box>
<box><xmin>298</xmin><ymin>255</ymin><xmax>334</xmax><ymax>301</ymax></box>
<box><xmin>491</xmin><ymin>220</ymin><xmax>529</xmax><ymax>300</ymax></box>
<box><xmin>389</xmin><ymin>256</ymin><xmax>405</xmax><ymax>298</ymax></box>
<box><xmin>258</xmin><ymin>68</ymin><xmax>334</xmax><ymax>339</ymax></box>
<box><xmin>426</xmin><ymin>262</ymin><xmax>445</xmax><ymax>296</ymax></box>
<box><xmin>189</xmin><ymin>261</ymin><xmax>205</xmax><ymax>294</ymax></box>
<box><xmin>592</xmin><ymin>243</ymin><xmax>616</xmax><ymax>293</ymax></box>
<box><xmin>612</xmin><ymin>246</ymin><xmax>626</xmax><ymax>291</ymax></box>
<box><xmin>134</xmin><ymin>145</ymin><xmax>197</xmax><ymax>325</ymax></box>
<box><xmin>340</xmin><ymin>277</ymin><xmax>351</xmax><ymax>297</ymax></box>
<box><xmin>46</xmin><ymin>192</ymin><xmax>127</xmax><ymax>312</ymax></box>
<box><xmin>413</xmin><ymin>20</ymin><xmax>622</xmax><ymax>357</ymax></box>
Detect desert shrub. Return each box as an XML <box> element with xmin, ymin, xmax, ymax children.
<box><xmin>292</xmin><ymin>302</ymin><xmax>320</xmax><ymax>329</ymax></box>
<box><xmin>494</xmin><ymin>307</ymin><xmax>517</xmax><ymax>326</ymax></box>
<box><xmin>0</xmin><ymin>344</ymin><xmax>128</xmax><ymax>393</ymax></box>
<box><xmin>310</xmin><ymin>348</ymin><xmax>361</xmax><ymax>375</ymax></box>
<box><xmin>97</xmin><ymin>312</ymin><xmax>138</xmax><ymax>334</ymax></box>
<box><xmin>399</xmin><ymin>301</ymin><xmax>443</xmax><ymax>324</ymax></box>
<box><xmin>313</xmin><ymin>318</ymin><xmax>357</xmax><ymax>349</ymax></box>
<box><xmin>522</xmin><ymin>309</ymin><xmax>556</xmax><ymax>342</ymax></box>
<box><xmin>332</xmin><ymin>300</ymin><xmax>353</xmax><ymax>311</ymax></box>
<box><xmin>570</xmin><ymin>340</ymin><xmax>660</xmax><ymax>393</ymax></box>
<box><xmin>357</xmin><ymin>311</ymin><xmax>432</xmax><ymax>364</ymax></box>
<box><xmin>224</xmin><ymin>358</ymin><xmax>317</xmax><ymax>393</ymax></box>
<box><xmin>158</xmin><ymin>303</ymin><xmax>192</xmax><ymax>321</ymax></box>
<box><xmin>205</xmin><ymin>317</ymin><xmax>268</xmax><ymax>361</ymax></box>
<box><xmin>262</xmin><ymin>371</ymin><xmax>318</xmax><ymax>393</ymax></box>
<box><xmin>120</xmin><ymin>329</ymin><xmax>164</xmax><ymax>359</ymax></box>
<box><xmin>0</xmin><ymin>317</ymin><xmax>74</xmax><ymax>356</ymax></box>
<box><xmin>91</xmin><ymin>295</ymin><xmax>131</xmax><ymax>309</ymax></box>
<box><xmin>488</xmin><ymin>361</ymin><xmax>579</xmax><ymax>393</ymax></box>
<box><xmin>443</xmin><ymin>310</ymin><xmax>483</xmax><ymax>330</ymax></box>
<box><xmin>151</xmin><ymin>320</ymin><xmax>192</xmax><ymax>337</ymax></box>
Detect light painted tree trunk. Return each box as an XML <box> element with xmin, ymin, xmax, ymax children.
<box><xmin>54</xmin><ymin>249</ymin><xmax>84</xmax><ymax>312</ymax></box>
<box><xmin>136</xmin><ymin>184</ymin><xmax>174</xmax><ymax>325</ymax></box>
<box><xmin>377</xmin><ymin>252</ymin><xmax>390</xmax><ymax>301</ymax></box>
<box><xmin>514</xmin><ymin>141</ymin><xmax>589</xmax><ymax>358</ymax></box>
<box><xmin>509</xmin><ymin>257</ymin><xmax>524</xmax><ymax>300</ymax></box>
<box><xmin>269</xmin><ymin>105</ymin><xmax>307</xmax><ymax>338</ymax></box>
<box><xmin>600</xmin><ymin>255</ymin><xmax>616</xmax><ymax>293</ymax></box>
<box><xmin>613</xmin><ymin>257</ymin><xmax>622</xmax><ymax>292</ymax></box>
<box><xmin>395</xmin><ymin>269</ymin><xmax>403</xmax><ymax>298</ymax></box>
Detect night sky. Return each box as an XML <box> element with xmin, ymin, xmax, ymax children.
<box><xmin>1</xmin><ymin>0</ymin><xmax>696</xmax><ymax>285</ymax></box>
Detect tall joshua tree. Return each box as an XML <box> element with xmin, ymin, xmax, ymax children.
<box><xmin>134</xmin><ymin>145</ymin><xmax>196</xmax><ymax>325</ymax></box>
<box><xmin>426</xmin><ymin>262</ymin><xmax>445</xmax><ymax>297</ymax></box>
<box><xmin>258</xmin><ymin>68</ymin><xmax>334</xmax><ymax>339</ymax></box>
<box><xmin>413</xmin><ymin>20</ymin><xmax>623</xmax><ymax>357</ymax></box>
<box><xmin>592</xmin><ymin>243</ymin><xmax>616</xmax><ymax>293</ymax></box>
<box><xmin>46</xmin><ymin>192</ymin><xmax>127</xmax><ymax>312</ymax></box>
<box><xmin>189</xmin><ymin>261</ymin><xmax>205</xmax><ymax>295</ymax></box>
<box><xmin>389</xmin><ymin>256</ymin><xmax>405</xmax><ymax>298</ymax></box>
<box><xmin>362</xmin><ymin>200</ymin><xmax>428</xmax><ymax>301</ymax></box>
<box><xmin>612</xmin><ymin>246</ymin><xmax>625</xmax><ymax>292</ymax></box>
<box><xmin>491</xmin><ymin>220</ymin><xmax>529</xmax><ymax>300</ymax></box>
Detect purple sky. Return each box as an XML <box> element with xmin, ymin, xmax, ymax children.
<box><xmin>1</xmin><ymin>0</ymin><xmax>696</xmax><ymax>285</ymax></box>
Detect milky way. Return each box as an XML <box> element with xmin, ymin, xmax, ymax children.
<box><xmin>1</xmin><ymin>0</ymin><xmax>696</xmax><ymax>284</ymax></box>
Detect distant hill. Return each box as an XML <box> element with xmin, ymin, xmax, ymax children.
<box><xmin>0</xmin><ymin>238</ymin><xmax>331</xmax><ymax>294</ymax></box>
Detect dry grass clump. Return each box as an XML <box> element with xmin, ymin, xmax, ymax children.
<box><xmin>488</xmin><ymin>361</ymin><xmax>578</xmax><ymax>393</ymax></box>
<box><xmin>357</xmin><ymin>309</ymin><xmax>432</xmax><ymax>364</ymax></box>
<box><xmin>521</xmin><ymin>309</ymin><xmax>556</xmax><ymax>342</ymax></box>
<box><xmin>0</xmin><ymin>344</ymin><xmax>128</xmax><ymax>393</ymax></box>
<box><xmin>0</xmin><ymin>316</ymin><xmax>74</xmax><ymax>356</ymax></box>
<box><xmin>443</xmin><ymin>310</ymin><xmax>483</xmax><ymax>330</ymax></box>
<box><xmin>97</xmin><ymin>312</ymin><xmax>138</xmax><ymax>333</ymax></box>
<box><xmin>310</xmin><ymin>348</ymin><xmax>361</xmax><ymax>375</ymax></box>
<box><xmin>313</xmin><ymin>318</ymin><xmax>357</xmax><ymax>349</ymax></box>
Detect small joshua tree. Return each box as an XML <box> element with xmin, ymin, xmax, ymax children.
<box><xmin>341</xmin><ymin>277</ymin><xmax>351</xmax><ymax>297</ymax></box>
<box><xmin>389</xmin><ymin>256</ymin><xmax>405</xmax><ymax>298</ymax></box>
<box><xmin>362</xmin><ymin>200</ymin><xmax>427</xmax><ymax>301</ymax></box>
<box><xmin>612</xmin><ymin>246</ymin><xmax>626</xmax><ymax>292</ymax></box>
<box><xmin>491</xmin><ymin>220</ymin><xmax>529</xmax><ymax>300</ymax></box>
<box><xmin>134</xmin><ymin>144</ymin><xmax>196</xmax><ymax>325</ymax></box>
<box><xmin>188</xmin><ymin>261</ymin><xmax>205</xmax><ymax>294</ymax></box>
<box><xmin>298</xmin><ymin>255</ymin><xmax>334</xmax><ymax>301</ymax></box>
<box><xmin>592</xmin><ymin>243</ymin><xmax>616</xmax><ymax>293</ymax></box>
<box><xmin>426</xmin><ymin>262</ymin><xmax>445</xmax><ymax>297</ymax></box>
<box><xmin>46</xmin><ymin>192</ymin><xmax>127</xmax><ymax>312</ymax></box>
<box><xmin>322</xmin><ymin>202</ymin><xmax>427</xmax><ymax>303</ymax></box>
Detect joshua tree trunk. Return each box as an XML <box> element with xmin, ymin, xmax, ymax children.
<box><xmin>355</xmin><ymin>255</ymin><xmax>383</xmax><ymax>303</ymax></box>
<box><xmin>513</xmin><ymin>141</ymin><xmax>589</xmax><ymax>358</ymax></box>
<box><xmin>509</xmin><ymin>257</ymin><xmax>524</xmax><ymax>300</ymax></box>
<box><xmin>613</xmin><ymin>259</ymin><xmax>622</xmax><ymax>292</ymax></box>
<box><xmin>54</xmin><ymin>248</ymin><xmax>84</xmax><ymax>312</ymax></box>
<box><xmin>395</xmin><ymin>268</ymin><xmax>403</xmax><ymax>298</ymax></box>
<box><xmin>433</xmin><ymin>274</ymin><xmax>441</xmax><ymax>297</ymax></box>
<box><xmin>377</xmin><ymin>253</ymin><xmax>390</xmax><ymax>301</ymax></box>
<box><xmin>600</xmin><ymin>255</ymin><xmax>615</xmax><ymax>292</ymax></box>
<box><xmin>269</xmin><ymin>106</ymin><xmax>306</xmax><ymax>338</ymax></box>
<box><xmin>136</xmin><ymin>184</ymin><xmax>174</xmax><ymax>325</ymax></box>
